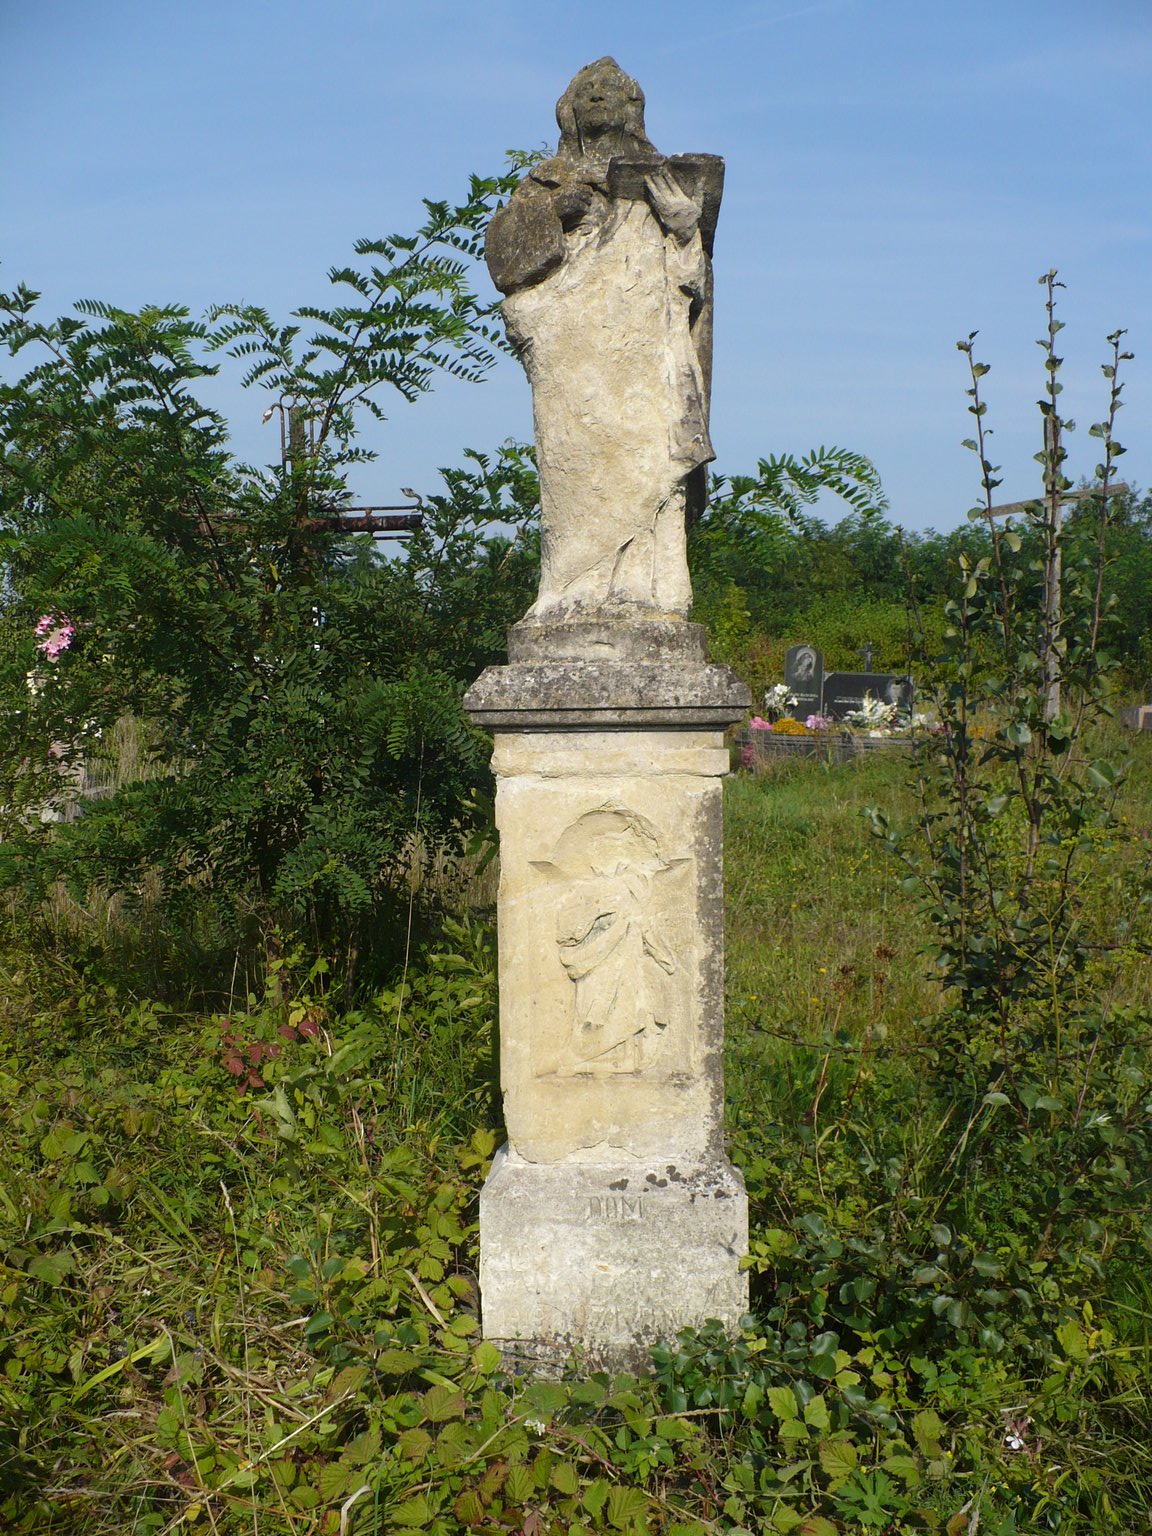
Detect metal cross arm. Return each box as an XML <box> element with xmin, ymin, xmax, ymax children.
<box><xmin>305</xmin><ymin>504</ymin><xmax>424</xmax><ymax>537</ymax></box>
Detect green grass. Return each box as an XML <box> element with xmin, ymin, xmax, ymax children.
<box><xmin>722</xmin><ymin>752</ymin><xmax>940</xmax><ymax>1185</ymax></box>
<box><xmin>725</xmin><ymin>753</ymin><xmax>937</xmax><ymax>1028</ymax></box>
<box><xmin>1</xmin><ymin>731</ymin><xmax>1150</xmax><ymax>1533</ymax></box>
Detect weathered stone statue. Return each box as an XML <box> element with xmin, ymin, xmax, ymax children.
<box><xmin>487</xmin><ymin>57</ymin><xmax>723</xmax><ymax>620</ymax></box>
<box><xmin>465</xmin><ymin>60</ymin><xmax>748</xmax><ymax>1372</ymax></box>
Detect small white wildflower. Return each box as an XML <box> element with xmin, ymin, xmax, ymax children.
<box><xmin>1003</xmin><ymin>1414</ymin><xmax>1032</xmax><ymax>1455</ymax></box>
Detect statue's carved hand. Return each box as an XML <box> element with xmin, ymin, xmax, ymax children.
<box><xmin>644</xmin><ymin>167</ymin><xmax>702</xmax><ymax>243</ymax></box>
<box><xmin>552</xmin><ymin>179</ymin><xmax>596</xmax><ymax>231</ymax></box>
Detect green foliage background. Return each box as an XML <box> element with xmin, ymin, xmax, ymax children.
<box><xmin>0</xmin><ymin>173</ymin><xmax>540</xmax><ymax>985</ymax></box>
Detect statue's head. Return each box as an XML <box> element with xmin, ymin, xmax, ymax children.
<box><xmin>556</xmin><ymin>57</ymin><xmax>655</xmax><ymax>160</ymax></box>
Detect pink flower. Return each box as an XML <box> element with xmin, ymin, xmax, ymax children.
<box><xmin>35</xmin><ymin>614</ymin><xmax>74</xmax><ymax>659</ymax></box>
<box><xmin>749</xmin><ymin>715</ymin><xmax>773</xmax><ymax>731</ymax></box>
<box><xmin>805</xmin><ymin>714</ymin><xmax>831</xmax><ymax>731</ymax></box>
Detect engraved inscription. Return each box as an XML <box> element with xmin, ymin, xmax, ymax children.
<box><xmin>586</xmin><ymin>1195</ymin><xmax>645</xmax><ymax>1221</ymax></box>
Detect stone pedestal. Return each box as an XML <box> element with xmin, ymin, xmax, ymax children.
<box><xmin>464</xmin><ymin>619</ymin><xmax>750</xmax><ymax>1369</ymax></box>
<box><xmin>479</xmin><ymin>1150</ymin><xmax>747</xmax><ymax>1373</ymax></box>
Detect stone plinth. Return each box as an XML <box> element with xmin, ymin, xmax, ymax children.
<box><xmin>480</xmin><ymin>1149</ymin><xmax>748</xmax><ymax>1373</ymax></box>
<box><xmin>464</xmin><ymin>621</ymin><xmax>750</xmax><ymax>1369</ymax></box>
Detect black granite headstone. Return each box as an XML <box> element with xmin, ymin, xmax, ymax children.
<box><xmin>784</xmin><ymin>644</ymin><xmax>824</xmax><ymax>721</ymax></box>
<box><xmin>822</xmin><ymin>673</ymin><xmax>914</xmax><ymax>721</ymax></box>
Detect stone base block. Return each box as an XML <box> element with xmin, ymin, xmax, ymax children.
<box><xmin>480</xmin><ymin>1145</ymin><xmax>748</xmax><ymax>1372</ymax></box>
<box><xmin>1120</xmin><ymin>704</ymin><xmax>1152</xmax><ymax>731</ymax></box>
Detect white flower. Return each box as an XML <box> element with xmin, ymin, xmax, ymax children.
<box><xmin>845</xmin><ymin>692</ymin><xmax>898</xmax><ymax>730</ymax></box>
<box><xmin>1003</xmin><ymin>1413</ymin><xmax>1032</xmax><ymax>1455</ymax></box>
<box><xmin>764</xmin><ymin>683</ymin><xmax>798</xmax><ymax>713</ymax></box>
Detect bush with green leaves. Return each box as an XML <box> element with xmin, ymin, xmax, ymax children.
<box><xmin>0</xmin><ymin>171</ymin><xmax>542</xmax><ymax>983</ymax></box>
<box><xmin>878</xmin><ymin>277</ymin><xmax>1145</xmax><ymax>1058</ymax></box>
<box><xmin>850</xmin><ymin>277</ymin><xmax>1152</xmax><ymax>1527</ymax></box>
<box><xmin>688</xmin><ymin>431</ymin><xmax>1151</xmax><ymax>706</ymax></box>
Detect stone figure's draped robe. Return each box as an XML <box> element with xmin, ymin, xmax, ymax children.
<box><xmin>555</xmin><ymin>872</ymin><xmax>677</xmax><ymax>1075</ymax></box>
<box><xmin>502</xmin><ymin>192</ymin><xmax>712</xmax><ymax>619</ymax></box>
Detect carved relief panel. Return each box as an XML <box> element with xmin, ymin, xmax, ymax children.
<box><xmin>531</xmin><ymin>805</ymin><xmax>694</xmax><ymax>1079</ymax></box>
<box><xmin>491</xmin><ymin>732</ymin><xmax>729</xmax><ymax>1165</ymax></box>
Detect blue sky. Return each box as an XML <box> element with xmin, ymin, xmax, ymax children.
<box><xmin>2</xmin><ymin>0</ymin><xmax>1149</xmax><ymax>532</ymax></box>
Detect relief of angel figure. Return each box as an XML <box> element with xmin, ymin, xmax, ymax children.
<box><xmin>534</xmin><ymin>806</ymin><xmax>688</xmax><ymax>1075</ymax></box>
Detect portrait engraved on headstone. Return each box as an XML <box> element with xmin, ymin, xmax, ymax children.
<box><xmin>883</xmin><ymin>675</ymin><xmax>915</xmax><ymax>714</ymax></box>
<box><xmin>485</xmin><ymin>56</ymin><xmax>724</xmax><ymax>620</ymax></box>
<box><xmin>531</xmin><ymin>805</ymin><xmax>691</xmax><ymax>1077</ymax></box>
<box><xmin>784</xmin><ymin>643</ymin><xmax>824</xmax><ymax>720</ymax></box>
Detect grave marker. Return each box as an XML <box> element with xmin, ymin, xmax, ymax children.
<box><xmin>465</xmin><ymin>58</ymin><xmax>749</xmax><ymax>1371</ymax></box>
<box><xmin>784</xmin><ymin>643</ymin><xmax>823</xmax><ymax>720</ymax></box>
<box><xmin>822</xmin><ymin>672</ymin><xmax>914</xmax><ymax>721</ymax></box>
